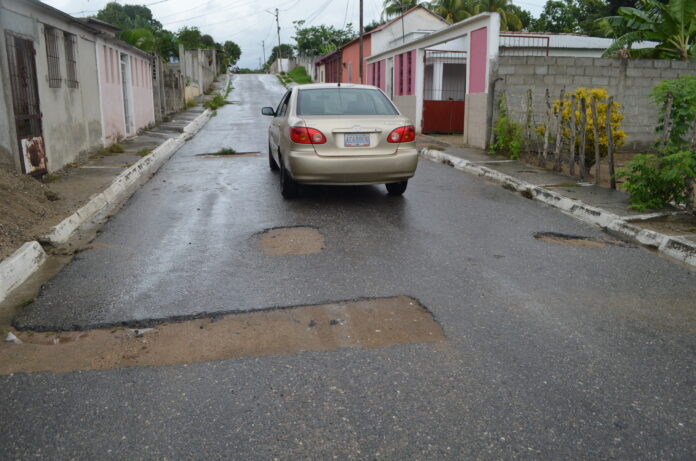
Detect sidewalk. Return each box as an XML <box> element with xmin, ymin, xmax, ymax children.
<box><xmin>0</xmin><ymin>75</ymin><xmax>230</xmax><ymax>304</ymax></box>
<box><xmin>417</xmin><ymin>134</ymin><xmax>696</xmax><ymax>269</ymax></box>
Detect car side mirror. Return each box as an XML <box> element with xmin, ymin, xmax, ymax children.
<box><xmin>261</xmin><ymin>107</ymin><xmax>275</xmax><ymax>116</ymax></box>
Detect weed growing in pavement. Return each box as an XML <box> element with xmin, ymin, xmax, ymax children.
<box><xmin>185</xmin><ymin>98</ymin><xmax>197</xmax><ymax>109</ymax></box>
<box><xmin>136</xmin><ymin>148</ymin><xmax>152</xmax><ymax>157</ymax></box>
<box><xmin>211</xmin><ymin>110</ymin><xmax>218</xmax><ymax>117</ymax></box>
<box><xmin>215</xmin><ymin>147</ymin><xmax>237</xmax><ymax>155</ymax></box>
<box><xmin>204</xmin><ymin>94</ymin><xmax>227</xmax><ymax>110</ymax></box>
<box><xmin>427</xmin><ymin>145</ymin><xmax>445</xmax><ymax>151</ymax></box>
<box><xmin>109</xmin><ymin>143</ymin><xmax>124</xmax><ymax>154</ymax></box>
<box><xmin>491</xmin><ymin>93</ymin><xmax>523</xmax><ymax>159</ymax></box>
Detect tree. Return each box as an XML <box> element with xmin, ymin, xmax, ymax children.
<box><xmin>484</xmin><ymin>0</ymin><xmax>524</xmax><ymax>30</ymax></box>
<box><xmin>603</xmin><ymin>0</ymin><xmax>696</xmax><ymax>60</ymax></box>
<box><xmin>364</xmin><ymin>19</ymin><xmax>387</xmax><ymax>32</ymax></box>
<box><xmin>96</xmin><ymin>2</ymin><xmax>162</xmax><ymax>31</ymax></box>
<box><xmin>223</xmin><ymin>41</ymin><xmax>242</xmax><ymax>65</ymax></box>
<box><xmin>382</xmin><ymin>0</ymin><xmax>424</xmax><ymax>19</ymax></box>
<box><xmin>266</xmin><ymin>44</ymin><xmax>295</xmax><ymax>68</ymax></box>
<box><xmin>430</xmin><ymin>0</ymin><xmax>475</xmax><ymax>23</ymax></box>
<box><xmin>177</xmin><ymin>26</ymin><xmax>203</xmax><ymax>49</ymax></box>
<box><xmin>292</xmin><ymin>20</ymin><xmax>356</xmax><ymax>56</ymax></box>
<box><xmin>532</xmin><ymin>0</ymin><xmax>608</xmax><ymax>35</ymax></box>
<box><xmin>200</xmin><ymin>34</ymin><xmax>216</xmax><ymax>48</ymax></box>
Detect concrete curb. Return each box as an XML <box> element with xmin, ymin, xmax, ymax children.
<box><xmin>0</xmin><ymin>242</ymin><xmax>47</xmax><ymax>304</ymax></box>
<box><xmin>44</xmin><ymin>109</ymin><xmax>211</xmax><ymax>245</ymax></box>
<box><xmin>420</xmin><ymin>148</ymin><xmax>696</xmax><ymax>269</ymax></box>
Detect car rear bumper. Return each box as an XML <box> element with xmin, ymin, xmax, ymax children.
<box><xmin>286</xmin><ymin>148</ymin><xmax>419</xmax><ymax>185</ymax></box>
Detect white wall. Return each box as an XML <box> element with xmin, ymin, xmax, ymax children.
<box><xmin>371</xmin><ymin>8</ymin><xmax>449</xmax><ymax>56</ymax></box>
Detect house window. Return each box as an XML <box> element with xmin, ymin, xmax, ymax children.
<box><xmin>406</xmin><ymin>51</ymin><xmax>412</xmax><ymax>95</ymax></box>
<box><xmin>44</xmin><ymin>26</ymin><xmax>62</xmax><ymax>88</ymax></box>
<box><xmin>64</xmin><ymin>32</ymin><xmax>78</xmax><ymax>88</ymax></box>
<box><xmin>398</xmin><ymin>53</ymin><xmax>404</xmax><ymax>96</ymax></box>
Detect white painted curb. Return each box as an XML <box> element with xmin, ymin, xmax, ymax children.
<box><xmin>421</xmin><ymin>148</ymin><xmax>696</xmax><ymax>269</ymax></box>
<box><xmin>0</xmin><ymin>242</ymin><xmax>47</xmax><ymax>304</ymax></box>
<box><xmin>44</xmin><ymin>109</ymin><xmax>211</xmax><ymax>245</ymax></box>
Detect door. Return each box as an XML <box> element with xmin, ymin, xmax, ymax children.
<box><xmin>4</xmin><ymin>32</ymin><xmax>46</xmax><ymax>175</ymax></box>
<box><xmin>422</xmin><ymin>49</ymin><xmax>467</xmax><ymax>134</ymax></box>
<box><xmin>120</xmin><ymin>54</ymin><xmax>134</xmax><ymax>136</ymax></box>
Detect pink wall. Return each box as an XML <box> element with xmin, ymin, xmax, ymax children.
<box><xmin>98</xmin><ymin>44</ymin><xmax>154</xmax><ymax>143</ymax></box>
<box><xmin>395</xmin><ymin>51</ymin><xmax>416</xmax><ymax>96</ymax></box>
<box><xmin>98</xmin><ymin>44</ymin><xmax>126</xmax><ymax>143</ymax></box>
<box><xmin>469</xmin><ymin>27</ymin><xmax>488</xmax><ymax>94</ymax></box>
<box><xmin>341</xmin><ymin>36</ymin><xmax>372</xmax><ymax>83</ymax></box>
<box><xmin>379</xmin><ymin>60</ymin><xmax>386</xmax><ymax>91</ymax></box>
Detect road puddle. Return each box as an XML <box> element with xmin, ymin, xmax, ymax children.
<box><xmin>534</xmin><ymin>232</ymin><xmax>635</xmax><ymax>248</ymax></box>
<box><xmin>258</xmin><ymin>226</ymin><xmax>325</xmax><ymax>256</ymax></box>
<box><xmin>0</xmin><ymin>296</ymin><xmax>442</xmax><ymax>374</ymax></box>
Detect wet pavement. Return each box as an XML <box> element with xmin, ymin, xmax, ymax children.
<box><xmin>3</xmin><ymin>75</ymin><xmax>696</xmax><ymax>459</ymax></box>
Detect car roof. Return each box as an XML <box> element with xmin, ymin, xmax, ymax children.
<box><xmin>295</xmin><ymin>83</ymin><xmax>379</xmax><ymax>91</ymax></box>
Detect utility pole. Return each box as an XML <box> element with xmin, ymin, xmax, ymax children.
<box><xmin>262</xmin><ymin>40</ymin><xmax>266</xmax><ymax>66</ymax></box>
<box><xmin>266</xmin><ymin>8</ymin><xmax>282</xmax><ymax>73</ymax></box>
<box><xmin>359</xmin><ymin>0</ymin><xmax>363</xmax><ymax>84</ymax></box>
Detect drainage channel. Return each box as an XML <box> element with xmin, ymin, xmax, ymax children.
<box><xmin>0</xmin><ymin>296</ymin><xmax>443</xmax><ymax>375</ymax></box>
<box><xmin>534</xmin><ymin>232</ymin><xmax>636</xmax><ymax>248</ymax></box>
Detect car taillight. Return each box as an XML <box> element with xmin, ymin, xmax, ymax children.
<box><xmin>387</xmin><ymin>125</ymin><xmax>416</xmax><ymax>143</ymax></box>
<box><xmin>290</xmin><ymin>126</ymin><xmax>326</xmax><ymax>144</ymax></box>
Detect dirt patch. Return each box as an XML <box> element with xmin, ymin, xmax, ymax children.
<box><xmin>0</xmin><ymin>296</ymin><xmax>443</xmax><ymax>375</ymax></box>
<box><xmin>534</xmin><ymin>232</ymin><xmax>635</xmax><ymax>248</ymax></box>
<box><xmin>196</xmin><ymin>152</ymin><xmax>259</xmax><ymax>158</ymax></box>
<box><xmin>259</xmin><ymin>226</ymin><xmax>325</xmax><ymax>256</ymax></box>
<box><xmin>631</xmin><ymin>214</ymin><xmax>696</xmax><ymax>236</ymax></box>
<box><xmin>0</xmin><ymin>167</ymin><xmax>64</xmax><ymax>260</ymax></box>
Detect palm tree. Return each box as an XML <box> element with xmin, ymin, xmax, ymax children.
<box><xmin>482</xmin><ymin>0</ymin><xmax>524</xmax><ymax>31</ymax></box>
<box><xmin>430</xmin><ymin>0</ymin><xmax>476</xmax><ymax>23</ymax></box>
<box><xmin>382</xmin><ymin>0</ymin><xmax>422</xmax><ymax>19</ymax></box>
<box><xmin>603</xmin><ymin>0</ymin><xmax>696</xmax><ymax>60</ymax></box>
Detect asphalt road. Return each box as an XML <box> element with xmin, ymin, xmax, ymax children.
<box><xmin>3</xmin><ymin>75</ymin><xmax>695</xmax><ymax>459</ymax></box>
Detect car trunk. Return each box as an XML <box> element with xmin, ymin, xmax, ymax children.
<box><xmin>299</xmin><ymin>116</ymin><xmax>405</xmax><ymax>157</ymax></box>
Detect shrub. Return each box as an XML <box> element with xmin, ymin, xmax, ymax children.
<box><xmin>491</xmin><ymin>94</ymin><xmax>523</xmax><ymax>159</ymax></box>
<box><xmin>617</xmin><ymin>151</ymin><xmax>696</xmax><ymax>211</ymax></box>
<box><xmin>287</xmin><ymin>66</ymin><xmax>312</xmax><ymax>84</ymax></box>
<box><xmin>204</xmin><ymin>94</ymin><xmax>227</xmax><ymax>110</ymax></box>
<box><xmin>650</xmin><ymin>75</ymin><xmax>696</xmax><ymax>150</ymax></box>
<box><xmin>540</xmin><ymin>87</ymin><xmax>626</xmax><ymax>167</ymax></box>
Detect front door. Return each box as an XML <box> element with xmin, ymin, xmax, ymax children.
<box><xmin>4</xmin><ymin>32</ymin><xmax>46</xmax><ymax>175</ymax></box>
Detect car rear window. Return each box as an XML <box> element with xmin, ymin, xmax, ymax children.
<box><xmin>297</xmin><ymin>88</ymin><xmax>398</xmax><ymax>116</ymax></box>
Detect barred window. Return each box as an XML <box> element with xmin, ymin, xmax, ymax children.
<box><xmin>64</xmin><ymin>32</ymin><xmax>78</xmax><ymax>88</ymax></box>
<box><xmin>44</xmin><ymin>26</ymin><xmax>61</xmax><ymax>88</ymax></box>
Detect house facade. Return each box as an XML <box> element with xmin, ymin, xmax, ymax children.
<box><xmin>0</xmin><ymin>0</ymin><xmax>103</xmax><ymax>174</ymax></box>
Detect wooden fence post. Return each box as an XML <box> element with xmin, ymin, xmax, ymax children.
<box><xmin>553</xmin><ymin>87</ymin><xmax>566</xmax><ymax>171</ymax></box>
<box><xmin>661</xmin><ymin>91</ymin><xmax>673</xmax><ymax>150</ymax></box>
<box><xmin>606</xmin><ymin>96</ymin><xmax>616</xmax><ymax>189</ymax></box>
<box><xmin>541</xmin><ymin>88</ymin><xmax>551</xmax><ymax>166</ymax></box>
<box><xmin>526</xmin><ymin>89</ymin><xmax>533</xmax><ymax>155</ymax></box>
<box><xmin>579</xmin><ymin>97</ymin><xmax>587</xmax><ymax>180</ymax></box>
<box><xmin>590</xmin><ymin>97</ymin><xmax>601</xmax><ymax>185</ymax></box>
<box><xmin>569</xmin><ymin>95</ymin><xmax>577</xmax><ymax>176</ymax></box>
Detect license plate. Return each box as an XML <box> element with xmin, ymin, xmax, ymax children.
<box><xmin>344</xmin><ymin>133</ymin><xmax>370</xmax><ymax>147</ymax></box>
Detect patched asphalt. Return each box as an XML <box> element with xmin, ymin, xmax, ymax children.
<box><xmin>3</xmin><ymin>75</ymin><xmax>695</xmax><ymax>458</ymax></box>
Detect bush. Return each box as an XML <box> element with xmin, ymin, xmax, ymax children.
<box><xmin>287</xmin><ymin>66</ymin><xmax>312</xmax><ymax>84</ymax></box>
<box><xmin>540</xmin><ymin>87</ymin><xmax>626</xmax><ymax>168</ymax></box>
<box><xmin>204</xmin><ymin>94</ymin><xmax>227</xmax><ymax>110</ymax></box>
<box><xmin>491</xmin><ymin>94</ymin><xmax>523</xmax><ymax>159</ymax></box>
<box><xmin>617</xmin><ymin>151</ymin><xmax>696</xmax><ymax>211</ymax></box>
<box><xmin>650</xmin><ymin>75</ymin><xmax>696</xmax><ymax>150</ymax></box>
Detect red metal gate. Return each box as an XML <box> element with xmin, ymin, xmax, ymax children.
<box><xmin>422</xmin><ymin>49</ymin><xmax>466</xmax><ymax>134</ymax></box>
<box><xmin>5</xmin><ymin>32</ymin><xmax>46</xmax><ymax>175</ymax></box>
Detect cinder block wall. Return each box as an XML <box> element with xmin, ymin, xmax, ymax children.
<box><xmin>492</xmin><ymin>56</ymin><xmax>696</xmax><ymax>152</ymax></box>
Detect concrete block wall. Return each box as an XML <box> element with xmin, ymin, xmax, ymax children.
<box><xmin>493</xmin><ymin>56</ymin><xmax>696</xmax><ymax>152</ymax></box>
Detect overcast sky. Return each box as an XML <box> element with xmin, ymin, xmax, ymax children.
<box><xmin>42</xmin><ymin>0</ymin><xmax>548</xmax><ymax>68</ymax></box>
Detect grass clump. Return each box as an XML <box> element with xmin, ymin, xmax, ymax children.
<box><xmin>109</xmin><ymin>143</ymin><xmax>124</xmax><ymax>153</ymax></box>
<box><xmin>287</xmin><ymin>66</ymin><xmax>312</xmax><ymax>84</ymax></box>
<box><xmin>204</xmin><ymin>94</ymin><xmax>227</xmax><ymax>110</ymax></box>
<box><xmin>136</xmin><ymin>148</ymin><xmax>152</xmax><ymax>157</ymax></box>
<box><xmin>215</xmin><ymin>147</ymin><xmax>237</xmax><ymax>155</ymax></box>
<box><xmin>185</xmin><ymin>98</ymin><xmax>197</xmax><ymax>109</ymax></box>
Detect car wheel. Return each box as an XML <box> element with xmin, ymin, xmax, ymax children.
<box><xmin>269</xmin><ymin>143</ymin><xmax>279</xmax><ymax>171</ymax></box>
<box><xmin>385</xmin><ymin>180</ymin><xmax>408</xmax><ymax>196</ymax></box>
<box><xmin>280</xmin><ymin>158</ymin><xmax>299</xmax><ymax>199</ymax></box>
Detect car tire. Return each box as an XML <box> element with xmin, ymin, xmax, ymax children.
<box><xmin>269</xmin><ymin>143</ymin><xmax>279</xmax><ymax>171</ymax></box>
<box><xmin>280</xmin><ymin>158</ymin><xmax>299</xmax><ymax>199</ymax></box>
<box><xmin>386</xmin><ymin>180</ymin><xmax>408</xmax><ymax>196</ymax></box>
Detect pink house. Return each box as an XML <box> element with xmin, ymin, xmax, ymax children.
<box><xmin>84</xmin><ymin>19</ymin><xmax>155</xmax><ymax>143</ymax></box>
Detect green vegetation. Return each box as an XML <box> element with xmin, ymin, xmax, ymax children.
<box><xmin>603</xmin><ymin>0</ymin><xmax>696</xmax><ymax>60</ymax></box>
<box><xmin>215</xmin><ymin>147</ymin><xmax>237</xmax><ymax>155</ymax></box>
<box><xmin>185</xmin><ymin>98</ymin><xmax>197</xmax><ymax>109</ymax></box>
<box><xmin>617</xmin><ymin>77</ymin><xmax>696</xmax><ymax>210</ymax></box>
<box><xmin>136</xmin><ymin>148</ymin><xmax>152</xmax><ymax>157</ymax></box>
<box><xmin>204</xmin><ymin>94</ymin><xmax>227</xmax><ymax>110</ymax></box>
<box><xmin>287</xmin><ymin>67</ymin><xmax>312</xmax><ymax>84</ymax></box>
<box><xmin>292</xmin><ymin>20</ymin><xmax>356</xmax><ymax>56</ymax></box>
<box><xmin>490</xmin><ymin>94</ymin><xmax>524</xmax><ymax>159</ymax></box>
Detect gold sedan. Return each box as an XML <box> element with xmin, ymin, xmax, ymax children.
<box><xmin>262</xmin><ymin>83</ymin><xmax>418</xmax><ymax>198</ymax></box>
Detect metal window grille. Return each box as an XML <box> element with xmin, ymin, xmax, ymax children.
<box><xmin>406</xmin><ymin>51</ymin><xmax>412</xmax><ymax>95</ymax></box>
<box><xmin>398</xmin><ymin>53</ymin><xmax>404</xmax><ymax>95</ymax></box>
<box><xmin>44</xmin><ymin>26</ymin><xmax>62</xmax><ymax>88</ymax></box>
<box><xmin>499</xmin><ymin>35</ymin><xmax>550</xmax><ymax>57</ymax></box>
<box><xmin>63</xmin><ymin>32</ymin><xmax>78</xmax><ymax>88</ymax></box>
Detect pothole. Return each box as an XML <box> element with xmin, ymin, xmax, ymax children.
<box><xmin>258</xmin><ymin>226</ymin><xmax>325</xmax><ymax>256</ymax></box>
<box><xmin>534</xmin><ymin>232</ymin><xmax>635</xmax><ymax>248</ymax></box>
<box><xmin>0</xmin><ymin>296</ymin><xmax>443</xmax><ymax>374</ymax></box>
<box><xmin>195</xmin><ymin>152</ymin><xmax>259</xmax><ymax>158</ymax></box>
